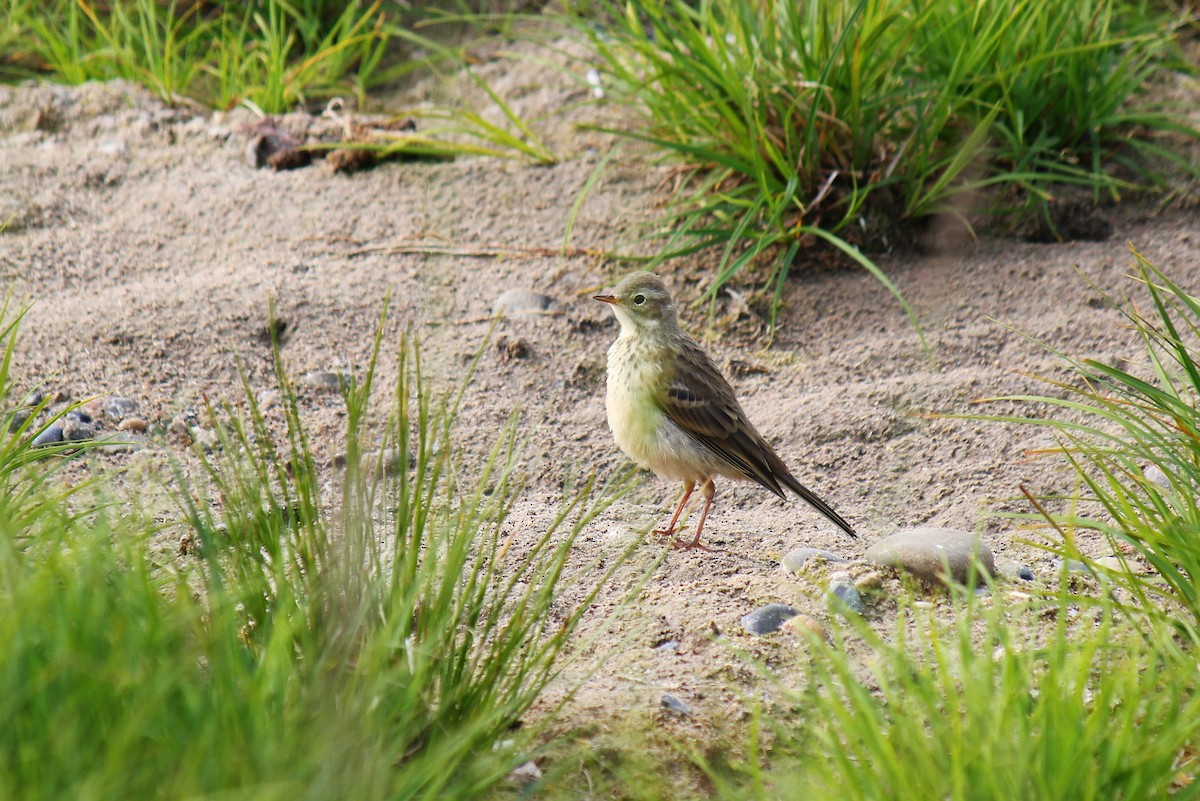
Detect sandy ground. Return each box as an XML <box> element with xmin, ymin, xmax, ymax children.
<box><xmin>3</xmin><ymin>39</ymin><xmax>1200</xmax><ymax>746</ymax></box>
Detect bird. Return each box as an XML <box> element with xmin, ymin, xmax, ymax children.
<box><xmin>593</xmin><ymin>271</ymin><xmax>856</xmax><ymax>551</ymax></box>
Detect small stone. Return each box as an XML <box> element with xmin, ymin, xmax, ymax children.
<box><xmin>118</xmin><ymin>416</ymin><xmax>148</xmax><ymax>433</ymax></box>
<box><xmin>864</xmin><ymin>527</ymin><xmax>995</xmax><ymax>585</ymax></box>
<box><xmin>994</xmin><ymin>558</ymin><xmax>1034</xmax><ymax>582</ymax></box>
<box><xmin>23</xmin><ymin>390</ymin><xmax>47</xmax><ymax>407</ymax></box>
<box><xmin>508</xmin><ymin>761</ymin><xmax>542</xmax><ymax>787</ymax></box>
<box><xmin>64</xmin><ymin>410</ymin><xmax>93</xmax><ymax>425</ymax></box>
<box><xmin>32</xmin><ymin>424</ymin><xmax>64</xmax><ymax>447</ymax></box>
<box><xmin>300</xmin><ymin>371</ymin><xmax>342</xmax><ymax>391</ymax></box>
<box><xmin>1095</xmin><ymin>556</ymin><xmax>1124</xmax><ymax>572</ymax></box>
<box><xmin>491</xmin><ymin>289</ymin><xmax>562</xmax><ymax>317</ymax></box>
<box><xmin>826</xmin><ymin>580</ymin><xmax>866</xmax><ymax>616</ymax></box>
<box><xmin>1057</xmin><ymin>558</ymin><xmax>1088</xmax><ymax>573</ymax></box>
<box><xmin>654</xmin><ymin>639</ymin><xmax>679</xmax><ymax>652</ymax></box>
<box><xmin>782</xmin><ymin>613</ymin><xmax>826</xmax><ymax>640</ymax></box>
<box><xmin>740</xmin><ymin>603</ymin><xmax>798</xmax><ymax>635</ymax></box>
<box><xmin>103</xmin><ymin>396</ymin><xmax>138</xmax><ymax>421</ymax></box>
<box><xmin>191</xmin><ymin>426</ymin><xmax>220</xmax><ymax>452</ymax></box>
<box><xmin>781</xmin><ymin>547</ymin><xmax>847</xmax><ymax>575</ymax></box>
<box><xmin>1144</xmin><ymin>464</ymin><xmax>1170</xmax><ymax>489</ymax></box>
<box><xmin>257</xmin><ymin>389</ymin><xmax>282</xmax><ymax>411</ymax></box>
<box><xmin>660</xmin><ymin>694</ymin><xmax>691</xmax><ymax>716</ymax></box>
<box><xmin>63</xmin><ymin>418</ymin><xmax>96</xmax><ymax>441</ymax></box>
<box><xmin>8</xmin><ymin>409</ymin><xmax>29</xmax><ymax>432</ymax></box>
<box><xmin>854</xmin><ymin>571</ymin><xmax>884</xmax><ymax>592</ymax></box>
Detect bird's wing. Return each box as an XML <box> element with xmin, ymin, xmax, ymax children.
<box><xmin>661</xmin><ymin>335</ymin><xmax>858</xmax><ymax>538</ymax></box>
<box><xmin>659</xmin><ymin>336</ymin><xmax>787</xmax><ymax>497</ymax></box>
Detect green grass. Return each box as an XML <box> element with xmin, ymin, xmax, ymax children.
<box><xmin>0</xmin><ymin>307</ymin><xmax>635</xmax><ymax>800</ymax></box>
<box><xmin>975</xmin><ymin>250</ymin><xmax>1200</xmax><ymax>635</ymax></box>
<box><xmin>735</xmin><ymin>593</ymin><xmax>1200</xmax><ymax>800</ymax></box>
<box><xmin>2</xmin><ymin>0</ymin><xmax>396</xmax><ymax>112</ymax></box>
<box><xmin>573</xmin><ymin>0</ymin><xmax>1194</xmax><ymax>323</ymax></box>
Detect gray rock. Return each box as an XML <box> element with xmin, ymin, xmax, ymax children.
<box><xmin>508</xmin><ymin>761</ymin><xmax>542</xmax><ymax>787</ymax></box>
<box><xmin>103</xmin><ymin>396</ymin><xmax>138</xmax><ymax>421</ymax></box>
<box><xmin>781</xmin><ymin>547</ymin><xmax>847</xmax><ymax>575</ymax></box>
<box><xmin>826</xmin><ymin>580</ymin><xmax>866</xmax><ymax>616</ymax></box>
<box><xmin>660</xmin><ymin>693</ymin><xmax>691</xmax><ymax>716</ymax></box>
<box><xmin>1056</xmin><ymin>558</ymin><xmax>1088</xmax><ymax>573</ymax></box>
<box><xmin>1144</xmin><ymin>464</ymin><xmax>1170</xmax><ymax>489</ymax></box>
<box><xmin>864</xmin><ymin>527</ymin><xmax>995</xmax><ymax>585</ymax></box>
<box><xmin>300</xmin><ymin>370</ymin><xmax>342</xmax><ymax>391</ymax></box>
<box><xmin>64</xmin><ymin>410</ymin><xmax>93</xmax><ymax>424</ymax></box>
<box><xmin>8</xmin><ymin>409</ymin><xmax>29</xmax><ymax>432</ymax></box>
<box><xmin>994</xmin><ymin>557</ymin><xmax>1034</xmax><ymax>583</ymax></box>
<box><xmin>32</xmin><ymin>424</ymin><xmax>64</xmax><ymax>447</ymax></box>
<box><xmin>491</xmin><ymin>289</ymin><xmax>562</xmax><ymax>317</ymax></box>
<box><xmin>740</xmin><ymin>603</ymin><xmax>798</xmax><ymax>635</ymax></box>
<box><xmin>654</xmin><ymin>639</ymin><xmax>679</xmax><ymax>652</ymax></box>
<box><xmin>63</xmin><ymin>418</ymin><xmax>96</xmax><ymax>442</ymax></box>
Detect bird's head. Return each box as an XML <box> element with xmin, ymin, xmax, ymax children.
<box><xmin>593</xmin><ymin>271</ymin><xmax>678</xmax><ymax>337</ymax></box>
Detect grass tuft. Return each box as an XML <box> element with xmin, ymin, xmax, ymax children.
<box><xmin>0</xmin><ymin>305</ymin><xmax>633</xmax><ymax>799</ymax></box>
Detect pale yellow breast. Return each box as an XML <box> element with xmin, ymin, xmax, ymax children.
<box><xmin>605</xmin><ymin>334</ymin><xmax>717</xmax><ymax>483</ymax></box>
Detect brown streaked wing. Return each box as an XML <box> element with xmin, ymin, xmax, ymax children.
<box><xmin>659</xmin><ymin>335</ymin><xmax>787</xmax><ymax>497</ymax></box>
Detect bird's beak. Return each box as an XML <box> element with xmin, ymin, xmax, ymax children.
<box><xmin>593</xmin><ymin>292</ymin><xmax>618</xmax><ymax>305</ymax></box>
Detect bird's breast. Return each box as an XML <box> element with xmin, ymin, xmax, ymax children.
<box><xmin>605</xmin><ymin>335</ymin><xmax>713</xmax><ymax>482</ymax></box>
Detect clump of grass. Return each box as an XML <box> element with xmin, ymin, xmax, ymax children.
<box><xmin>576</xmin><ymin>0</ymin><xmax>1192</xmax><ymax>322</ymax></box>
<box><xmin>732</xmin><ymin>594</ymin><xmax>1200</xmax><ymax>800</ymax></box>
<box><xmin>980</xmin><ymin>250</ymin><xmax>1200</xmax><ymax>634</ymax></box>
<box><xmin>0</xmin><ymin>307</ymin><xmax>634</xmax><ymax>799</ymax></box>
<box><xmin>3</xmin><ymin>0</ymin><xmax>393</xmax><ymax>111</ymax></box>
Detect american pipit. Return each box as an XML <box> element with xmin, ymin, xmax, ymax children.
<box><xmin>594</xmin><ymin>271</ymin><xmax>856</xmax><ymax>551</ymax></box>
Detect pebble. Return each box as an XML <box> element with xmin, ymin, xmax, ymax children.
<box><xmin>191</xmin><ymin>426</ymin><xmax>220</xmax><ymax>452</ymax></box>
<box><xmin>864</xmin><ymin>527</ymin><xmax>995</xmax><ymax>585</ymax></box>
<box><xmin>826</xmin><ymin>580</ymin><xmax>866</xmax><ymax>616</ymax></box>
<box><xmin>781</xmin><ymin>547</ymin><xmax>847</xmax><ymax>575</ymax></box>
<box><xmin>994</xmin><ymin>558</ymin><xmax>1034</xmax><ymax>582</ymax></box>
<box><xmin>854</xmin><ymin>570</ymin><xmax>884</xmax><ymax>592</ymax></box>
<box><xmin>63</xmin><ymin>418</ymin><xmax>96</xmax><ymax>442</ymax></box>
<box><xmin>300</xmin><ymin>371</ymin><xmax>342</xmax><ymax>391</ymax></box>
<box><xmin>8</xmin><ymin>409</ymin><xmax>29</xmax><ymax>432</ymax></box>
<box><xmin>1057</xmin><ymin>558</ymin><xmax>1088</xmax><ymax>573</ymax></box>
<box><xmin>103</xmin><ymin>396</ymin><xmax>138</xmax><ymax>421</ymax></box>
<box><xmin>740</xmin><ymin>603</ymin><xmax>798</xmax><ymax>635</ymax></box>
<box><xmin>782</xmin><ymin>613</ymin><xmax>826</xmax><ymax>640</ymax></box>
<box><xmin>654</xmin><ymin>639</ymin><xmax>679</xmax><ymax>652</ymax></box>
<box><xmin>1144</xmin><ymin>464</ymin><xmax>1170</xmax><ymax>489</ymax></box>
<box><xmin>257</xmin><ymin>389</ymin><xmax>282</xmax><ymax>411</ymax></box>
<box><xmin>1095</xmin><ymin>556</ymin><xmax>1125</xmax><ymax>572</ymax></box>
<box><xmin>508</xmin><ymin>761</ymin><xmax>542</xmax><ymax>787</ymax></box>
<box><xmin>491</xmin><ymin>289</ymin><xmax>562</xmax><ymax>317</ymax></box>
<box><xmin>32</xmin><ymin>424</ymin><xmax>64</xmax><ymax>447</ymax></box>
<box><xmin>660</xmin><ymin>693</ymin><xmax>691</xmax><ymax>716</ymax></box>
<box><xmin>117</xmin><ymin>416</ymin><xmax>148</xmax><ymax>433</ymax></box>
<box><xmin>64</xmin><ymin>410</ymin><xmax>93</xmax><ymax>424</ymax></box>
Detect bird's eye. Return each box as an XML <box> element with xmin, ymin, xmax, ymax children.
<box><xmin>633</xmin><ymin>294</ymin><xmax>646</xmax><ymax>305</ymax></box>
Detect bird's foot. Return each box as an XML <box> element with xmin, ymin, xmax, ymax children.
<box><xmin>670</xmin><ymin>536</ymin><xmax>720</xmax><ymax>553</ymax></box>
<box><xmin>652</xmin><ymin>526</ymin><xmax>684</xmax><ymax>539</ymax></box>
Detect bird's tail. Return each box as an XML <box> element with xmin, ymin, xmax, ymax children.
<box><xmin>780</xmin><ymin>471</ymin><xmax>857</xmax><ymax>538</ymax></box>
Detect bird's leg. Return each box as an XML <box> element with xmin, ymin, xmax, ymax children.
<box><xmin>653</xmin><ymin>481</ymin><xmax>695</xmax><ymax>538</ymax></box>
<box><xmin>673</xmin><ymin>479</ymin><xmax>719</xmax><ymax>552</ymax></box>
